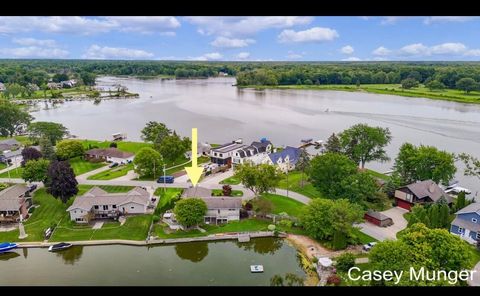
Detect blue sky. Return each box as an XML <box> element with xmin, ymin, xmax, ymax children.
<box><xmin>0</xmin><ymin>16</ymin><xmax>480</xmax><ymax>61</ymax></box>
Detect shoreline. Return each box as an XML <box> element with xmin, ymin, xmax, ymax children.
<box><xmin>237</xmin><ymin>84</ymin><xmax>480</xmax><ymax>105</ymax></box>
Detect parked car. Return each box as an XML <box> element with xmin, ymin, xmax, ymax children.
<box><xmin>109</xmin><ymin>162</ymin><xmax>119</xmax><ymax>168</ymax></box>
<box><xmin>363</xmin><ymin>242</ymin><xmax>377</xmax><ymax>252</ymax></box>
<box><xmin>157</xmin><ymin>176</ymin><xmax>174</xmax><ymax>183</ymax></box>
<box><xmin>27</xmin><ymin>184</ymin><xmax>38</xmax><ymax>193</ymax></box>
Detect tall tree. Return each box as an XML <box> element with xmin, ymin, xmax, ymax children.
<box><xmin>140</xmin><ymin>121</ymin><xmax>171</xmax><ymax>144</ymax></box>
<box><xmin>456</xmin><ymin>77</ymin><xmax>478</xmax><ymax>93</ymax></box>
<box><xmin>21</xmin><ymin>159</ymin><xmax>50</xmax><ymax>183</ymax></box>
<box><xmin>20</xmin><ymin>147</ymin><xmax>42</xmax><ymax>167</ymax></box>
<box><xmin>324</xmin><ymin>133</ymin><xmax>342</xmax><ymax>153</ymax></box>
<box><xmin>39</xmin><ymin>136</ymin><xmax>56</xmax><ymax>161</ymax></box>
<box><xmin>133</xmin><ymin>147</ymin><xmax>164</xmax><ymax>178</ymax></box>
<box><xmin>340</xmin><ymin>172</ymin><xmax>379</xmax><ymax>206</ymax></box>
<box><xmin>0</xmin><ymin>99</ymin><xmax>33</xmax><ymax>136</ymax></box>
<box><xmin>251</xmin><ymin>197</ymin><xmax>274</xmax><ymax>218</ymax></box>
<box><xmin>156</xmin><ymin>134</ymin><xmax>186</xmax><ymax>162</ymax></box>
<box><xmin>27</xmin><ymin>121</ymin><xmax>68</xmax><ymax>145</ymax></box>
<box><xmin>46</xmin><ymin>160</ymin><xmax>78</xmax><ymax>203</ymax></box>
<box><xmin>458</xmin><ymin>153</ymin><xmax>480</xmax><ymax>181</ymax></box>
<box><xmin>309</xmin><ymin>153</ymin><xmax>358</xmax><ymax>198</ymax></box>
<box><xmin>339</xmin><ymin>123</ymin><xmax>392</xmax><ymax>169</ymax></box>
<box><xmin>295</xmin><ymin>148</ymin><xmax>310</xmax><ymax>188</ymax></box>
<box><xmin>173</xmin><ymin>198</ymin><xmax>207</xmax><ymax>228</ymax></box>
<box><xmin>55</xmin><ymin>140</ymin><xmax>84</xmax><ymax>160</ymax></box>
<box><xmin>233</xmin><ymin>162</ymin><xmax>280</xmax><ymax>196</ymax></box>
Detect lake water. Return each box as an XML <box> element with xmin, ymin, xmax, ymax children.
<box><xmin>31</xmin><ymin>76</ymin><xmax>480</xmax><ymax>198</ymax></box>
<box><xmin>0</xmin><ymin>238</ymin><xmax>306</xmax><ymax>286</ymax></box>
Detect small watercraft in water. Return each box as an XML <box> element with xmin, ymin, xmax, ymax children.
<box><xmin>0</xmin><ymin>242</ymin><xmax>18</xmax><ymax>253</ymax></box>
<box><xmin>250</xmin><ymin>265</ymin><xmax>264</xmax><ymax>273</ymax></box>
<box><xmin>48</xmin><ymin>242</ymin><xmax>73</xmax><ymax>252</ymax></box>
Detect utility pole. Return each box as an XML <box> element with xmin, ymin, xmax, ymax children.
<box><xmin>163</xmin><ymin>163</ymin><xmax>166</xmax><ymax>193</ymax></box>
<box><xmin>286</xmin><ymin>158</ymin><xmax>289</xmax><ymax>197</ymax></box>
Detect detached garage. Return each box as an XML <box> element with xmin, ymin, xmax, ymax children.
<box><xmin>364</xmin><ymin>210</ymin><xmax>394</xmax><ymax>227</ymax></box>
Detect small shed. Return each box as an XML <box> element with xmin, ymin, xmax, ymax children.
<box><xmin>317</xmin><ymin>257</ymin><xmax>333</xmax><ymax>269</ymax></box>
<box><xmin>364</xmin><ymin>210</ymin><xmax>393</xmax><ymax>227</ymax></box>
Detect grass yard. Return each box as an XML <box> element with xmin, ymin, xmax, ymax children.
<box><xmin>365</xmin><ymin>169</ymin><xmax>391</xmax><ymax>181</ymax></box>
<box><xmin>68</xmin><ymin>156</ymin><xmax>106</xmax><ymax>176</ymax></box>
<box><xmin>0</xmin><ymin>162</ymin><xmax>6</xmax><ymax>170</ymax></box>
<box><xmin>87</xmin><ymin>163</ymin><xmax>133</xmax><ymax>180</ymax></box>
<box><xmin>351</xmin><ymin>228</ymin><xmax>378</xmax><ymax>244</ymax></box>
<box><xmin>153</xmin><ymin>187</ymin><xmax>183</xmax><ymax>214</ymax></box>
<box><xmin>277</xmin><ymin>170</ymin><xmax>324</xmax><ymax>199</ymax></box>
<box><xmin>261</xmin><ymin>193</ymin><xmax>306</xmax><ymax>218</ymax></box>
<box><xmin>0</xmin><ymin>167</ymin><xmax>24</xmax><ymax>179</ymax></box>
<box><xmin>77</xmin><ymin>139</ymin><xmax>152</xmax><ymax>154</ymax></box>
<box><xmin>469</xmin><ymin>246</ymin><xmax>480</xmax><ymax>268</ymax></box>
<box><xmin>212</xmin><ymin>189</ymin><xmax>243</xmax><ymax>197</ymax></box>
<box><xmin>219</xmin><ymin>175</ymin><xmax>241</xmax><ymax>185</ymax></box>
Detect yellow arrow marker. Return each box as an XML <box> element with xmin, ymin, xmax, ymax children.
<box><xmin>185</xmin><ymin>128</ymin><xmax>203</xmax><ymax>186</ymax></box>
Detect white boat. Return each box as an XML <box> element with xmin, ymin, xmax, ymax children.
<box><xmin>250</xmin><ymin>265</ymin><xmax>264</xmax><ymax>273</ymax></box>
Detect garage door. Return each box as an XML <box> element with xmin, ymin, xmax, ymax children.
<box><xmin>396</xmin><ymin>199</ymin><xmax>412</xmax><ymax>211</ymax></box>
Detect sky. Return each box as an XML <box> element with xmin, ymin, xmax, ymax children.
<box><xmin>0</xmin><ymin>16</ymin><xmax>480</xmax><ymax>61</ymax></box>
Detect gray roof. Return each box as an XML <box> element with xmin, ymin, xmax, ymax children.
<box><xmin>0</xmin><ymin>184</ymin><xmax>29</xmax><ymax>211</ymax></box>
<box><xmin>455</xmin><ymin>202</ymin><xmax>480</xmax><ymax>215</ymax></box>
<box><xmin>268</xmin><ymin>146</ymin><xmax>301</xmax><ymax>165</ymax></box>
<box><xmin>0</xmin><ymin>139</ymin><xmax>21</xmax><ymax>146</ymax></box>
<box><xmin>404</xmin><ymin>180</ymin><xmax>452</xmax><ymax>203</ymax></box>
<box><xmin>212</xmin><ymin>142</ymin><xmax>246</xmax><ymax>153</ymax></box>
<box><xmin>67</xmin><ymin>186</ymin><xmax>149</xmax><ymax>212</ymax></box>
<box><xmin>85</xmin><ymin>148</ymin><xmax>134</xmax><ymax>159</ymax></box>
<box><xmin>182</xmin><ymin>187</ymin><xmax>212</xmax><ymax>198</ymax></box>
<box><xmin>1</xmin><ymin>149</ymin><xmax>23</xmax><ymax>159</ymax></box>
<box><xmin>451</xmin><ymin>217</ymin><xmax>480</xmax><ymax>233</ymax></box>
<box><xmin>201</xmin><ymin>197</ymin><xmax>242</xmax><ymax>209</ymax></box>
<box><xmin>365</xmin><ymin>210</ymin><xmax>392</xmax><ymax>221</ymax></box>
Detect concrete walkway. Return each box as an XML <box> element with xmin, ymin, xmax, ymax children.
<box><xmin>469</xmin><ymin>261</ymin><xmax>480</xmax><ymax>286</ymax></box>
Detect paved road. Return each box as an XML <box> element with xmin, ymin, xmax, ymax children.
<box><xmin>357</xmin><ymin>207</ymin><xmax>408</xmax><ymax>241</ymax></box>
<box><xmin>469</xmin><ymin>261</ymin><xmax>480</xmax><ymax>286</ymax></box>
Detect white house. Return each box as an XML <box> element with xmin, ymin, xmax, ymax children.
<box><xmin>263</xmin><ymin>146</ymin><xmax>302</xmax><ymax>173</ymax></box>
<box><xmin>232</xmin><ymin>140</ymin><xmax>273</xmax><ymax>166</ymax></box>
<box><xmin>210</xmin><ymin>139</ymin><xmax>246</xmax><ymax>166</ymax></box>
<box><xmin>67</xmin><ymin>186</ymin><xmax>150</xmax><ymax>223</ymax></box>
<box><xmin>202</xmin><ymin>197</ymin><xmax>242</xmax><ymax>224</ymax></box>
<box><xmin>85</xmin><ymin>148</ymin><xmax>134</xmax><ymax>164</ymax></box>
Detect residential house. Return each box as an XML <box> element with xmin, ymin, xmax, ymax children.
<box><xmin>47</xmin><ymin>82</ymin><xmax>61</xmax><ymax>89</ymax></box>
<box><xmin>0</xmin><ymin>82</ymin><xmax>5</xmax><ymax>91</ymax></box>
<box><xmin>0</xmin><ymin>139</ymin><xmax>21</xmax><ymax>151</ymax></box>
<box><xmin>60</xmin><ymin>79</ymin><xmax>77</xmax><ymax>88</ymax></box>
<box><xmin>0</xmin><ymin>139</ymin><xmax>23</xmax><ymax>164</ymax></box>
<box><xmin>85</xmin><ymin>148</ymin><xmax>134</xmax><ymax>164</ymax></box>
<box><xmin>0</xmin><ymin>184</ymin><xmax>32</xmax><ymax>223</ymax></box>
<box><xmin>210</xmin><ymin>140</ymin><xmax>246</xmax><ymax>166</ymax></box>
<box><xmin>185</xmin><ymin>142</ymin><xmax>211</xmax><ymax>159</ymax></box>
<box><xmin>450</xmin><ymin>202</ymin><xmax>480</xmax><ymax>244</ymax></box>
<box><xmin>264</xmin><ymin>146</ymin><xmax>302</xmax><ymax>173</ymax></box>
<box><xmin>232</xmin><ymin>139</ymin><xmax>273</xmax><ymax>165</ymax></box>
<box><xmin>66</xmin><ymin>186</ymin><xmax>150</xmax><ymax>223</ymax></box>
<box><xmin>394</xmin><ymin>180</ymin><xmax>453</xmax><ymax>211</ymax></box>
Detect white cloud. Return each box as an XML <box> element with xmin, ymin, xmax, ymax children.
<box><xmin>398</xmin><ymin>43</ymin><xmax>430</xmax><ymax>56</ymax></box>
<box><xmin>188</xmin><ymin>52</ymin><xmax>223</xmax><ymax>61</ymax></box>
<box><xmin>380</xmin><ymin>17</ymin><xmax>413</xmax><ymax>25</ymax></box>
<box><xmin>465</xmin><ymin>49</ymin><xmax>480</xmax><ymax>57</ymax></box>
<box><xmin>185</xmin><ymin>16</ymin><xmax>313</xmax><ymax>37</ymax></box>
<box><xmin>372</xmin><ymin>46</ymin><xmax>392</xmax><ymax>56</ymax></box>
<box><xmin>12</xmin><ymin>37</ymin><xmax>57</xmax><ymax>47</ymax></box>
<box><xmin>341</xmin><ymin>45</ymin><xmax>354</xmax><ymax>55</ymax></box>
<box><xmin>159</xmin><ymin>31</ymin><xmax>176</xmax><ymax>36</ymax></box>
<box><xmin>0</xmin><ymin>46</ymin><xmax>69</xmax><ymax>58</ymax></box>
<box><xmin>424</xmin><ymin>17</ymin><xmax>477</xmax><ymax>24</ymax></box>
<box><xmin>278</xmin><ymin>27</ymin><xmax>338</xmax><ymax>43</ymax></box>
<box><xmin>430</xmin><ymin>43</ymin><xmax>467</xmax><ymax>55</ymax></box>
<box><xmin>341</xmin><ymin>57</ymin><xmax>361</xmax><ymax>61</ymax></box>
<box><xmin>82</xmin><ymin>45</ymin><xmax>154</xmax><ymax>59</ymax></box>
<box><xmin>0</xmin><ymin>16</ymin><xmax>180</xmax><ymax>35</ymax></box>
<box><xmin>211</xmin><ymin>37</ymin><xmax>255</xmax><ymax>48</ymax></box>
<box><xmin>384</xmin><ymin>42</ymin><xmax>480</xmax><ymax>59</ymax></box>
<box><xmin>286</xmin><ymin>51</ymin><xmax>303</xmax><ymax>59</ymax></box>
<box><xmin>235</xmin><ymin>52</ymin><xmax>250</xmax><ymax>60</ymax></box>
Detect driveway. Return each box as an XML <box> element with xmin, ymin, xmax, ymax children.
<box><xmin>357</xmin><ymin>207</ymin><xmax>409</xmax><ymax>241</ymax></box>
<box><xmin>469</xmin><ymin>261</ymin><xmax>480</xmax><ymax>286</ymax></box>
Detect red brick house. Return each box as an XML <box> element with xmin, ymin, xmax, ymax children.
<box><xmin>394</xmin><ymin>180</ymin><xmax>452</xmax><ymax>211</ymax></box>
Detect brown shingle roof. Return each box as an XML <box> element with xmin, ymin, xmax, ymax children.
<box><xmin>0</xmin><ymin>184</ymin><xmax>28</xmax><ymax>211</ymax></box>
<box><xmin>85</xmin><ymin>148</ymin><xmax>134</xmax><ymax>159</ymax></box>
<box><xmin>404</xmin><ymin>180</ymin><xmax>452</xmax><ymax>203</ymax></box>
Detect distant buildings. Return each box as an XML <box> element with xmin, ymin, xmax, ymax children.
<box><xmin>210</xmin><ymin>139</ymin><xmax>246</xmax><ymax>166</ymax></box>
<box><xmin>85</xmin><ymin>148</ymin><xmax>134</xmax><ymax>164</ymax></box>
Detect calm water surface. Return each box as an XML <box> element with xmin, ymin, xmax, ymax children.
<box><xmin>0</xmin><ymin>238</ymin><xmax>305</xmax><ymax>286</ymax></box>
<box><xmin>31</xmin><ymin>76</ymin><xmax>480</xmax><ymax>198</ymax></box>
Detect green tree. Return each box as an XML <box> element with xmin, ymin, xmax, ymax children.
<box><xmin>55</xmin><ymin>140</ymin><xmax>84</xmax><ymax>160</ymax></box>
<box><xmin>270</xmin><ymin>275</ymin><xmax>284</xmax><ymax>286</ymax></box>
<box><xmin>340</xmin><ymin>171</ymin><xmax>379</xmax><ymax>206</ymax></box>
<box><xmin>52</xmin><ymin>73</ymin><xmax>69</xmax><ymax>82</ymax></box>
<box><xmin>20</xmin><ymin>147</ymin><xmax>42</xmax><ymax>166</ymax></box>
<box><xmin>324</xmin><ymin>133</ymin><xmax>342</xmax><ymax>153</ymax></box>
<box><xmin>156</xmin><ymin>134</ymin><xmax>186</xmax><ymax>162</ymax></box>
<box><xmin>173</xmin><ymin>198</ymin><xmax>207</xmax><ymax>228</ymax></box>
<box><xmin>4</xmin><ymin>83</ymin><xmax>26</xmax><ymax>99</ymax></box>
<box><xmin>425</xmin><ymin>80</ymin><xmax>446</xmax><ymax>91</ymax></box>
<box><xmin>39</xmin><ymin>136</ymin><xmax>56</xmax><ymax>161</ymax></box>
<box><xmin>140</xmin><ymin>121</ymin><xmax>171</xmax><ymax>143</ymax></box>
<box><xmin>295</xmin><ymin>148</ymin><xmax>310</xmax><ymax>188</ymax></box>
<box><xmin>22</xmin><ymin>159</ymin><xmax>50</xmax><ymax>183</ymax></box>
<box><xmin>456</xmin><ymin>77</ymin><xmax>478</xmax><ymax>93</ymax></box>
<box><xmin>0</xmin><ymin>99</ymin><xmax>33</xmax><ymax>136</ymax></box>
<box><xmin>233</xmin><ymin>162</ymin><xmax>280</xmax><ymax>196</ymax></box>
<box><xmin>393</xmin><ymin>143</ymin><xmax>456</xmax><ymax>185</ymax></box>
<box><xmin>251</xmin><ymin>197</ymin><xmax>274</xmax><ymax>217</ymax></box>
<box><xmin>401</xmin><ymin>78</ymin><xmax>419</xmax><ymax>89</ymax></box>
<box><xmin>339</xmin><ymin>123</ymin><xmax>392</xmax><ymax>169</ymax></box>
<box><xmin>284</xmin><ymin>273</ymin><xmax>304</xmax><ymax>286</ymax></box>
<box><xmin>46</xmin><ymin>160</ymin><xmax>78</xmax><ymax>204</ymax></box>
<box><xmin>458</xmin><ymin>153</ymin><xmax>480</xmax><ymax>181</ymax></box>
<box><xmin>27</xmin><ymin>121</ymin><xmax>68</xmax><ymax>145</ymax></box>
<box><xmin>133</xmin><ymin>147</ymin><xmax>164</xmax><ymax>178</ymax></box>
<box><xmin>335</xmin><ymin>252</ymin><xmax>356</xmax><ymax>272</ymax></box>
<box><xmin>80</xmin><ymin>72</ymin><xmax>96</xmax><ymax>86</ymax></box>
<box><xmin>308</xmin><ymin>153</ymin><xmax>358</xmax><ymax>198</ymax></box>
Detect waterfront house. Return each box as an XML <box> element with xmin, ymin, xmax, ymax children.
<box><xmin>85</xmin><ymin>148</ymin><xmax>134</xmax><ymax>164</ymax></box>
<box><xmin>184</xmin><ymin>142</ymin><xmax>211</xmax><ymax>159</ymax></box>
<box><xmin>0</xmin><ymin>184</ymin><xmax>31</xmax><ymax>223</ymax></box>
<box><xmin>232</xmin><ymin>139</ymin><xmax>273</xmax><ymax>166</ymax></box>
<box><xmin>264</xmin><ymin>146</ymin><xmax>301</xmax><ymax>173</ymax></box>
<box><xmin>394</xmin><ymin>180</ymin><xmax>453</xmax><ymax>211</ymax></box>
<box><xmin>66</xmin><ymin>186</ymin><xmax>150</xmax><ymax>223</ymax></box>
<box><xmin>202</xmin><ymin>197</ymin><xmax>241</xmax><ymax>224</ymax></box>
<box><xmin>450</xmin><ymin>202</ymin><xmax>480</xmax><ymax>244</ymax></box>
<box><xmin>210</xmin><ymin>139</ymin><xmax>246</xmax><ymax>166</ymax></box>
<box><xmin>60</xmin><ymin>80</ymin><xmax>77</xmax><ymax>88</ymax></box>
<box><xmin>0</xmin><ymin>139</ymin><xmax>21</xmax><ymax>152</ymax></box>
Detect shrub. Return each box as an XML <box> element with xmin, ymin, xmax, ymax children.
<box><xmin>222</xmin><ymin>184</ymin><xmax>232</xmax><ymax>196</ymax></box>
<box><xmin>335</xmin><ymin>252</ymin><xmax>355</xmax><ymax>272</ymax></box>
<box><xmin>278</xmin><ymin>219</ymin><xmax>293</xmax><ymax>228</ymax></box>
<box><xmin>239</xmin><ymin>209</ymin><xmax>249</xmax><ymax>219</ymax></box>
<box><xmin>109</xmin><ymin>142</ymin><xmax>117</xmax><ymax>148</ymax></box>
<box><xmin>326</xmin><ymin>274</ymin><xmax>341</xmax><ymax>286</ymax></box>
<box><xmin>268</xmin><ymin>224</ymin><xmax>276</xmax><ymax>231</ymax></box>
<box><xmin>312</xmin><ymin>257</ymin><xmax>318</xmax><ymax>263</ymax></box>
<box><xmin>152</xmin><ymin>215</ymin><xmax>160</xmax><ymax>223</ymax></box>
<box><xmin>244</xmin><ymin>202</ymin><xmax>253</xmax><ymax>211</ymax></box>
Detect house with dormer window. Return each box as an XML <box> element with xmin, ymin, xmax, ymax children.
<box><xmin>264</xmin><ymin>146</ymin><xmax>301</xmax><ymax>173</ymax></box>
<box><xmin>450</xmin><ymin>202</ymin><xmax>480</xmax><ymax>244</ymax></box>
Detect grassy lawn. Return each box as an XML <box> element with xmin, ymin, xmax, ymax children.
<box><xmin>77</xmin><ymin>139</ymin><xmax>152</xmax><ymax>154</ymax></box>
<box><xmin>244</xmin><ymin>84</ymin><xmax>480</xmax><ymax>105</ymax></box>
<box><xmin>153</xmin><ymin>187</ymin><xmax>183</xmax><ymax>214</ymax></box>
<box><xmin>77</xmin><ymin>184</ymin><xmax>133</xmax><ymax>194</ymax></box>
<box><xmin>0</xmin><ymin>167</ymin><xmax>24</xmax><ymax>178</ymax></box>
<box><xmin>277</xmin><ymin>170</ymin><xmax>324</xmax><ymax>199</ymax></box>
<box><xmin>0</xmin><ymin>162</ymin><xmax>6</xmax><ymax>170</ymax></box>
<box><xmin>352</xmin><ymin>228</ymin><xmax>378</xmax><ymax>244</ymax></box>
<box><xmin>261</xmin><ymin>193</ymin><xmax>306</xmax><ymax>217</ymax></box>
<box><xmin>212</xmin><ymin>189</ymin><xmax>243</xmax><ymax>197</ymax></box>
<box><xmin>68</xmin><ymin>156</ymin><xmax>106</xmax><ymax>176</ymax></box>
<box><xmin>219</xmin><ymin>175</ymin><xmax>241</xmax><ymax>185</ymax></box>
<box><xmin>365</xmin><ymin>169</ymin><xmax>390</xmax><ymax>181</ymax></box>
<box><xmin>87</xmin><ymin>163</ymin><xmax>133</xmax><ymax>180</ymax></box>
<box><xmin>468</xmin><ymin>246</ymin><xmax>480</xmax><ymax>268</ymax></box>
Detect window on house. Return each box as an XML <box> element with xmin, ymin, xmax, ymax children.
<box><xmin>94</xmin><ymin>205</ymin><xmax>99</xmax><ymax>209</ymax></box>
<box><xmin>131</xmin><ymin>206</ymin><xmax>135</xmax><ymax>209</ymax></box>
<box><xmin>74</xmin><ymin>210</ymin><xmax>76</xmax><ymax>214</ymax></box>
<box><xmin>458</xmin><ymin>227</ymin><xmax>464</xmax><ymax>234</ymax></box>
<box><xmin>103</xmin><ymin>205</ymin><xmax>108</xmax><ymax>210</ymax></box>
<box><xmin>477</xmin><ymin>232</ymin><xmax>480</xmax><ymax>240</ymax></box>
<box><xmin>406</xmin><ymin>194</ymin><xmax>413</xmax><ymax>202</ymax></box>
<box><xmin>113</xmin><ymin>205</ymin><xmax>117</xmax><ymax>209</ymax></box>
<box><xmin>472</xmin><ymin>218</ymin><xmax>478</xmax><ymax>223</ymax></box>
